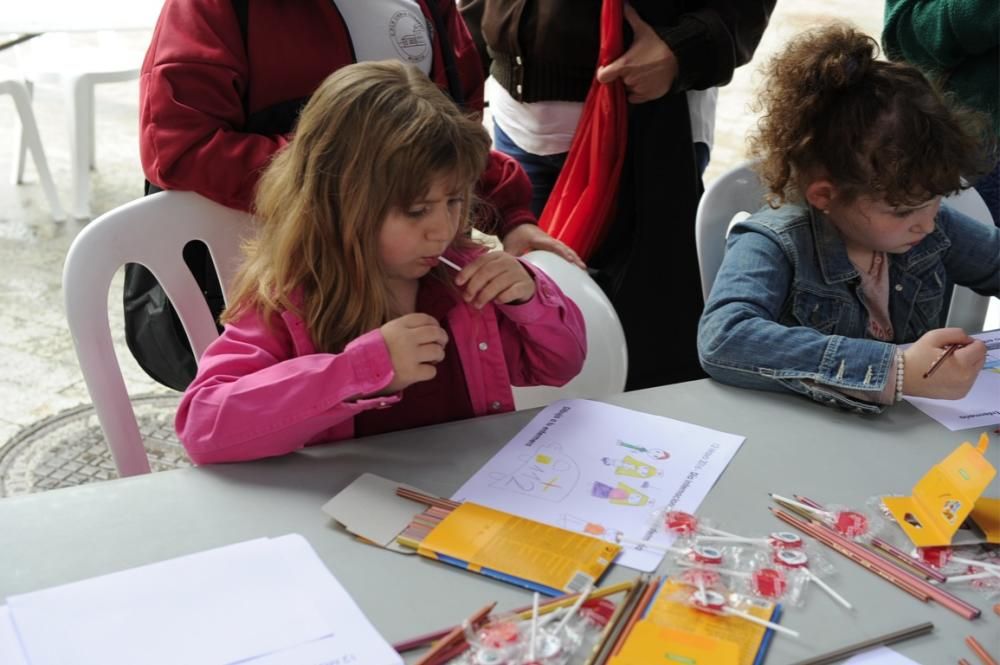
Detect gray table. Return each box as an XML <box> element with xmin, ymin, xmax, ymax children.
<box><xmin>2</xmin><ymin>380</ymin><xmax>998</xmax><ymax>663</ymax></box>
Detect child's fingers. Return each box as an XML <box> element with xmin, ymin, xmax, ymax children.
<box><xmin>453</xmin><ymin>252</ymin><xmax>501</xmax><ymax>287</ymax></box>
<box><xmin>410</xmin><ymin>324</ymin><xmax>449</xmax><ymax>348</ymax></box>
<box><xmin>924</xmin><ymin>327</ymin><xmax>975</xmax><ymax>348</ymax></box>
<box><xmin>461</xmin><ymin>256</ymin><xmax>510</xmax><ymax>301</ymax></box>
<box><xmin>493</xmin><ymin>282</ymin><xmax>534</xmax><ymax>305</ymax></box>
<box><xmin>396</xmin><ymin>312</ymin><xmax>441</xmax><ymax>329</ymax></box>
<box><xmin>416</xmin><ymin>341</ymin><xmax>447</xmax><ymax>364</ymax></box>
<box><xmin>472</xmin><ymin>274</ymin><xmax>518</xmax><ymax>308</ymax></box>
<box><xmin>953</xmin><ymin>340</ymin><xmax>987</xmax><ymax>367</ymax></box>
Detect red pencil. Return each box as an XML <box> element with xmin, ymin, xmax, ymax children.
<box><xmin>966</xmin><ymin>635</ymin><xmax>998</xmax><ymax>665</ymax></box>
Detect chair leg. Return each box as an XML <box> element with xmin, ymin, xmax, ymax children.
<box><xmin>7</xmin><ymin>83</ymin><xmax>66</xmax><ymax>221</ymax></box>
<box><xmin>67</xmin><ymin>75</ymin><xmax>92</xmax><ymax>219</ymax></box>
<box><xmin>86</xmin><ymin>84</ymin><xmax>96</xmax><ymax>171</ymax></box>
<box><xmin>10</xmin><ymin>80</ymin><xmax>32</xmax><ymax>186</ymax></box>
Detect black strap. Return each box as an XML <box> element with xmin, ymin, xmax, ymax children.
<box><xmin>422</xmin><ymin>0</ymin><xmax>465</xmax><ymax>108</ymax></box>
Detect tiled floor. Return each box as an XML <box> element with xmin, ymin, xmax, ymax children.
<box><xmin>7</xmin><ymin>3</ymin><xmax>987</xmax><ymax>492</ymax></box>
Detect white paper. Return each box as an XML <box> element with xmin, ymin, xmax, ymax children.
<box><xmin>243</xmin><ymin>535</ymin><xmax>402</xmax><ymax>665</ymax></box>
<box><xmin>904</xmin><ymin>330</ymin><xmax>1000</xmax><ymax>431</ymax></box>
<box><xmin>6</xmin><ymin>534</ymin><xmax>400</xmax><ymax>665</ymax></box>
<box><xmin>0</xmin><ymin>607</ymin><xmax>29</xmax><ymax>665</ymax></box>
<box><xmin>843</xmin><ymin>646</ymin><xmax>923</xmax><ymax>664</ymax></box>
<box><xmin>452</xmin><ymin>399</ymin><xmax>745</xmax><ymax>571</ymax></box>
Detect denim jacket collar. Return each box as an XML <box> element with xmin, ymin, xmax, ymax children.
<box><xmin>810</xmin><ymin>207</ymin><xmax>859</xmax><ymax>284</ymax></box>
<box><xmin>809</xmin><ymin>205</ymin><xmax>953</xmax><ymax>284</ymax></box>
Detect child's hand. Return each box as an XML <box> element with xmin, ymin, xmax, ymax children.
<box><xmin>380</xmin><ymin>313</ymin><xmax>449</xmax><ymax>393</ymax></box>
<box><xmin>454</xmin><ymin>251</ymin><xmax>536</xmax><ymax>308</ymax></box>
<box><xmin>902</xmin><ymin>328</ymin><xmax>986</xmax><ymax>399</ymax></box>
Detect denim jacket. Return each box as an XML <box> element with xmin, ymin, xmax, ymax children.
<box><xmin>697</xmin><ymin>203</ymin><xmax>1000</xmax><ymax>413</ymax></box>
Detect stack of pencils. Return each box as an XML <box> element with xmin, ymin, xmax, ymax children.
<box><xmin>769</xmin><ymin>494</ymin><xmax>981</xmax><ymax>620</ymax></box>
<box><xmin>394</xmin><ymin>487</ymin><xmax>460</xmax><ymax>549</ymax></box>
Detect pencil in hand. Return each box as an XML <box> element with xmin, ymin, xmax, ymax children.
<box><xmin>923</xmin><ymin>343</ymin><xmax>964</xmax><ymax>379</ymax></box>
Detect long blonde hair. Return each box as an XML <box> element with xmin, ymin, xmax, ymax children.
<box><xmin>223</xmin><ymin>61</ymin><xmax>491</xmax><ymax>352</ymax></box>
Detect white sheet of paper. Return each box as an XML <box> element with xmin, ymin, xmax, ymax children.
<box><xmin>904</xmin><ymin>330</ymin><xmax>1000</xmax><ymax>431</ymax></box>
<box><xmin>0</xmin><ymin>607</ymin><xmax>28</xmax><ymax>665</ymax></box>
<box><xmin>452</xmin><ymin>399</ymin><xmax>745</xmax><ymax>571</ymax></box>
<box><xmin>843</xmin><ymin>646</ymin><xmax>923</xmax><ymax>664</ymax></box>
<box><xmin>5</xmin><ymin>535</ymin><xmax>391</xmax><ymax>665</ymax></box>
<box><xmin>244</xmin><ymin>534</ymin><xmax>402</xmax><ymax>665</ymax></box>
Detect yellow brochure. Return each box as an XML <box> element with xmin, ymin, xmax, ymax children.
<box><xmin>632</xmin><ymin>580</ymin><xmax>775</xmax><ymax>665</ymax></box>
<box><xmin>416</xmin><ymin>502</ymin><xmax>620</xmax><ymax>595</ymax></box>
<box><xmin>609</xmin><ymin>623</ymin><xmax>740</xmax><ymax>665</ymax></box>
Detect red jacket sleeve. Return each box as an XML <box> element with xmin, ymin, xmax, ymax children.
<box><xmin>140</xmin><ymin>0</ymin><xmax>289</xmax><ymax>211</ymax></box>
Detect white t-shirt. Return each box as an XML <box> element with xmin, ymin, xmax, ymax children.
<box><xmin>488</xmin><ymin>77</ymin><xmax>584</xmax><ymax>156</ymax></box>
<box><xmin>335</xmin><ymin>0</ymin><xmax>433</xmax><ymax>75</ymax></box>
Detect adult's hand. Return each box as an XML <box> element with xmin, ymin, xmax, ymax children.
<box><xmin>596</xmin><ymin>4</ymin><xmax>678</xmax><ymax>104</ymax></box>
<box><xmin>501</xmin><ymin>224</ymin><xmax>586</xmax><ymax>269</ymax></box>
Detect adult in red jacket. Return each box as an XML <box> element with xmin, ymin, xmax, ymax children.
<box><xmin>139</xmin><ymin>0</ymin><xmax>577</xmax><ymax>252</ymax></box>
<box><xmin>130</xmin><ymin>0</ymin><xmax>579</xmax><ymax>391</ymax></box>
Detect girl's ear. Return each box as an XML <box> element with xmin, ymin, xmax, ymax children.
<box><xmin>804</xmin><ymin>179</ymin><xmax>836</xmax><ymax>212</ymax></box>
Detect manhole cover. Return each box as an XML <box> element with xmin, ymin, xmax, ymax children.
<box><xmin>0</xmin><ymin>393</ymin><xmax>191</xmax><ymax>496</ymax></box>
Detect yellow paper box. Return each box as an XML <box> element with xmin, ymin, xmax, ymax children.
<box><xmin>882</xmin><ymin>433</ymin><xmax>996</xmax><ymax>547</ymax></box>
<box><xmin>608</xmin><ymin>623</ymin><xmax>740</xmax><ymax>665</ymax></box>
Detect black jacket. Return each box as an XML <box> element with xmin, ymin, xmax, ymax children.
<box><xmin>460</xmin><ymin>0</ymin><xmax>776</xmax><ymax>390</ymax></box>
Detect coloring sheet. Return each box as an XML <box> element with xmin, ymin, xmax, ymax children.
<box><xmin>904</xmin><ymin>330</ymin><xmax>1000</xmax><ymax>431</ymax></box>
<box><xmin>452</xmin><ymin>399</ymin><xmax>745</xmax><ymax>572</ymax></box>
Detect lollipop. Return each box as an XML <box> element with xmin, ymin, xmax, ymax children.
<box><xmin>689</xmin><ymin>588</ymin><xmax>799</xmax><ymax>637</ymax></box>
<box><xmin>771</xmin><ymin>494</ymin><xmax>870</xmax><ymax>539</ymax></box>
<box><xmin>676</xmin><ymin>561</ymin><xmax>788</xmax><ymax>600</ymax></box>
<box><xmin>696</xmin><ymin>530</ymin><xmax>805</xmax><ymax>549</ymax></box>
<box><xmin>773</xmin><ymin>549</ymin><xmax>852</xmax><ymax>609</ymax></box>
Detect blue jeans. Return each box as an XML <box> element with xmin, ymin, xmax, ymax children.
<box><xmin>493</xmin><ymin>121</ymin><xmax>568</xmax><ymax>217</ymax></box>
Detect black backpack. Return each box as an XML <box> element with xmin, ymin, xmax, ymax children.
<box><xmin>122</xmin><ymin>0</ymin><xmax>464</xmax><ymax>391</ymax></box>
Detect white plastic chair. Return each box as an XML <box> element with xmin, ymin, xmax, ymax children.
<box><xmin>63</xmin><ymin>191</ymin><xmax>251</xmax><ymax>476</ymax></box>
<box><xmin>15</xmin><ymin>32</ymin><xmax>142</xmax><ymax>219</ymax></box>
<box><xmin>937</xmin><ymin>187</ymin><xmax>996</xmax><ymax>331</ymax></box>
<box><xmin>695</xmin><ymin>160</ymin><xmax>997</xmax><ymax>332</ymax></box>
<box><xmin>694</xmin><ymin>160</ymin><xmax>767</xmax><ymax>301</ymax></box>
<box><xmin>1</xmin><ymin>69</ymin><xmax>65</xmax><ymax>220</ymax></box>
<box><xmin>512</xmin><ymin>250</ymin><xmax>628</xmax><ymax>410</ymax></box>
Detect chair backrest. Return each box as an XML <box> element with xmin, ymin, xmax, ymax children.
<box><xmin>63</xmin><ymin>191</ymin><xmax>250</xmax><ymax>476</ymax></box>
<box><xmin>940</xmin><ymin>188</ymin><xmax>995</xmax><ymax>331</ymax></box>
<box><xmin>511</xmin><ymin>250</ymin><xmax>628</xmax><ymax>410</ymax></box>
<box><xmin>694</xmin><ymin>160</ymin><xmax>768</xmax><ymax>301</ymax></box>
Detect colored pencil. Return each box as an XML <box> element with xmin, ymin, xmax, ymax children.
<box><xmin>793</xmin><ymin>494</ymin><xmax>946</xmax><ymax>583</ymax></box>
<box><xmin>966</xmin><ymin>635</ymin><xmax>998</xmax><ymax>665</ymax></box>
<box><xmin>395</xmin><ymin>486</ymin><xmax>461</xmax><ymax>511</ymax></box>
<box><xmin>609</xmin><ymin>576</ymin><xmax>661</xmax><ymax>656</ymax></box>
<box><xmin>924</xmin><ymin>343</ymin><xmax>963</xmax><ymax>378</ymax></box>
<box><xmin>411</xmin><ymin>601</ymin><xmax>495</xmax><ymax>665</ymax></box>
<box><xmin>393</xmin><ymin>579</ymin><xmax>637</xmax><ymax>653</ymax></box>
<box><xmin>787</xmin><ymin>621</ymin><xmax>933</xmax><ymax>665</ymax></box>
<box><xmin>583</xmin><ymin>575</ymin><xmax>649</xmax><ymax>665</ymax></box>
<box><xmin>772</xmin><ymin>508</ymin><xmax>981</xmax><ymax>620</ymax></box>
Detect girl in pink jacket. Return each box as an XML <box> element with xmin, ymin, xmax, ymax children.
<box><xmin>176</xmin><ymin>61</ymin><xmax>587</xmax><ymax>464</ymax></box>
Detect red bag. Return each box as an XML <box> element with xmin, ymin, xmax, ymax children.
<box><xmin>537</xmin><ymin>0</ymin><xmax>627</xmax><ymax>261</ymax></box>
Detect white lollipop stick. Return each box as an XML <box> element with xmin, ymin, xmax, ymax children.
<box><xmin>697</xmin><ymin>535</ymin><xmax>769</xmax><ymax>545</ymax></box>
<box><xmin>553</xmin><ymin>584</ymin><xmax>592</xmax><ymax>635</ymax></box>
<box><xmin>770</xmin><ymin>493</ymin><xmax>832</xmax><ymax>520</ymax></box>
<box><xmin>700</xmin><ymin>525</ymin><xmax>744</xmax><ymax>538</ymax></box>
<box><xmin>803</xmin><ymin>569</ymin><xmax>852</xmax><ymax>609</ymax></box>
<box><xmin>438</xmin><ymin>256</ymin><xmax>462</xmax><ymax>271</ymax></box>
<box><xmin>529</xmin><ymin>592</ymin><xmax>539</xmax><ymax>660</ymax></box>
<box><xmin>951</xmin><ymin>556</ymin><xmax>1000</xmax><ymax>571</ymax></box>
<box><xmin>943</xmin><ymin>569</ymin><xmax>1000</xmax><ymax>583</ymax></box>
<box><xmin>675</xmin><ymin>559</ymin><xmax>750</xmax><ymax>578</ymax></box>
<box><xmin>721</xmin><ymin>607</ymin><xmax>799</xmax><ymax>638</ymax></box>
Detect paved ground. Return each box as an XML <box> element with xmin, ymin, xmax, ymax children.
<box><xmin>0</xmin><ymin>2</ymin><xmax>951</xmax><ymax>492</ymax></box>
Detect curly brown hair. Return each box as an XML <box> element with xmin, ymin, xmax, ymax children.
<box><xmin>748</xmin><ymin>23</ymin><xmax>993</xmax><ymax>207</ymax></box>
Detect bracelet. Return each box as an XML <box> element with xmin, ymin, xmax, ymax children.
<box><xmin>894</xmin><ymin>349</ymin><xmax>905</xmax><ymax>403</ymax></box>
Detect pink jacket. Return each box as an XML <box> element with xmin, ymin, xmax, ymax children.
<box><xmin>176</xmin><ymin>264</ymin><xmax>586</xmax><ymax>463</ymax></box>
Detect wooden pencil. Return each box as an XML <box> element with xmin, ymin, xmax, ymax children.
<box><xmin>584</xmin><ymin>575</ymin><xmax>649</xmax><ymax>665</ymax></box>
<box><xmin>396</xmin><ymin>486</ymin><xmax>461</xmax><ymax>511</ymax></box>
<box><xmin>772</xmin><ymin>508</ymin><xmax>981</xmax><ymax>619</ymax></box>
<box><xmin>608</xmin><ymin>575</ymin><xmax>661</xmax><ymax>656</ymax></box>
<box><xmin>787</xmin><ymin>621</ymin><xmax>933</xmax><ymax>665</ymax></box>
<box><xmin>924</xmin><ymin>343</ymin><xmax>962</xmax><ymax>378</ymax></box>
<box><xmin>411</xmin><ymin>601</ymin><xmax>495</xmax><ymax>665</ymax></box>
<box><xmin>966</xmin><ymin>635</ymin><xmax>998</xmax><ymax>665</ymax></box>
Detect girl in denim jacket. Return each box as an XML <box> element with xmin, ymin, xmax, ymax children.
<box><xmin>698</xmin><ymin>25</ymin><xmax>999</xmax><ymax>413</ymax></box>
<box><xmin>176</xmin><ymin>61</ymin><xmax>586</xmax><ymax>463</ymax></box>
